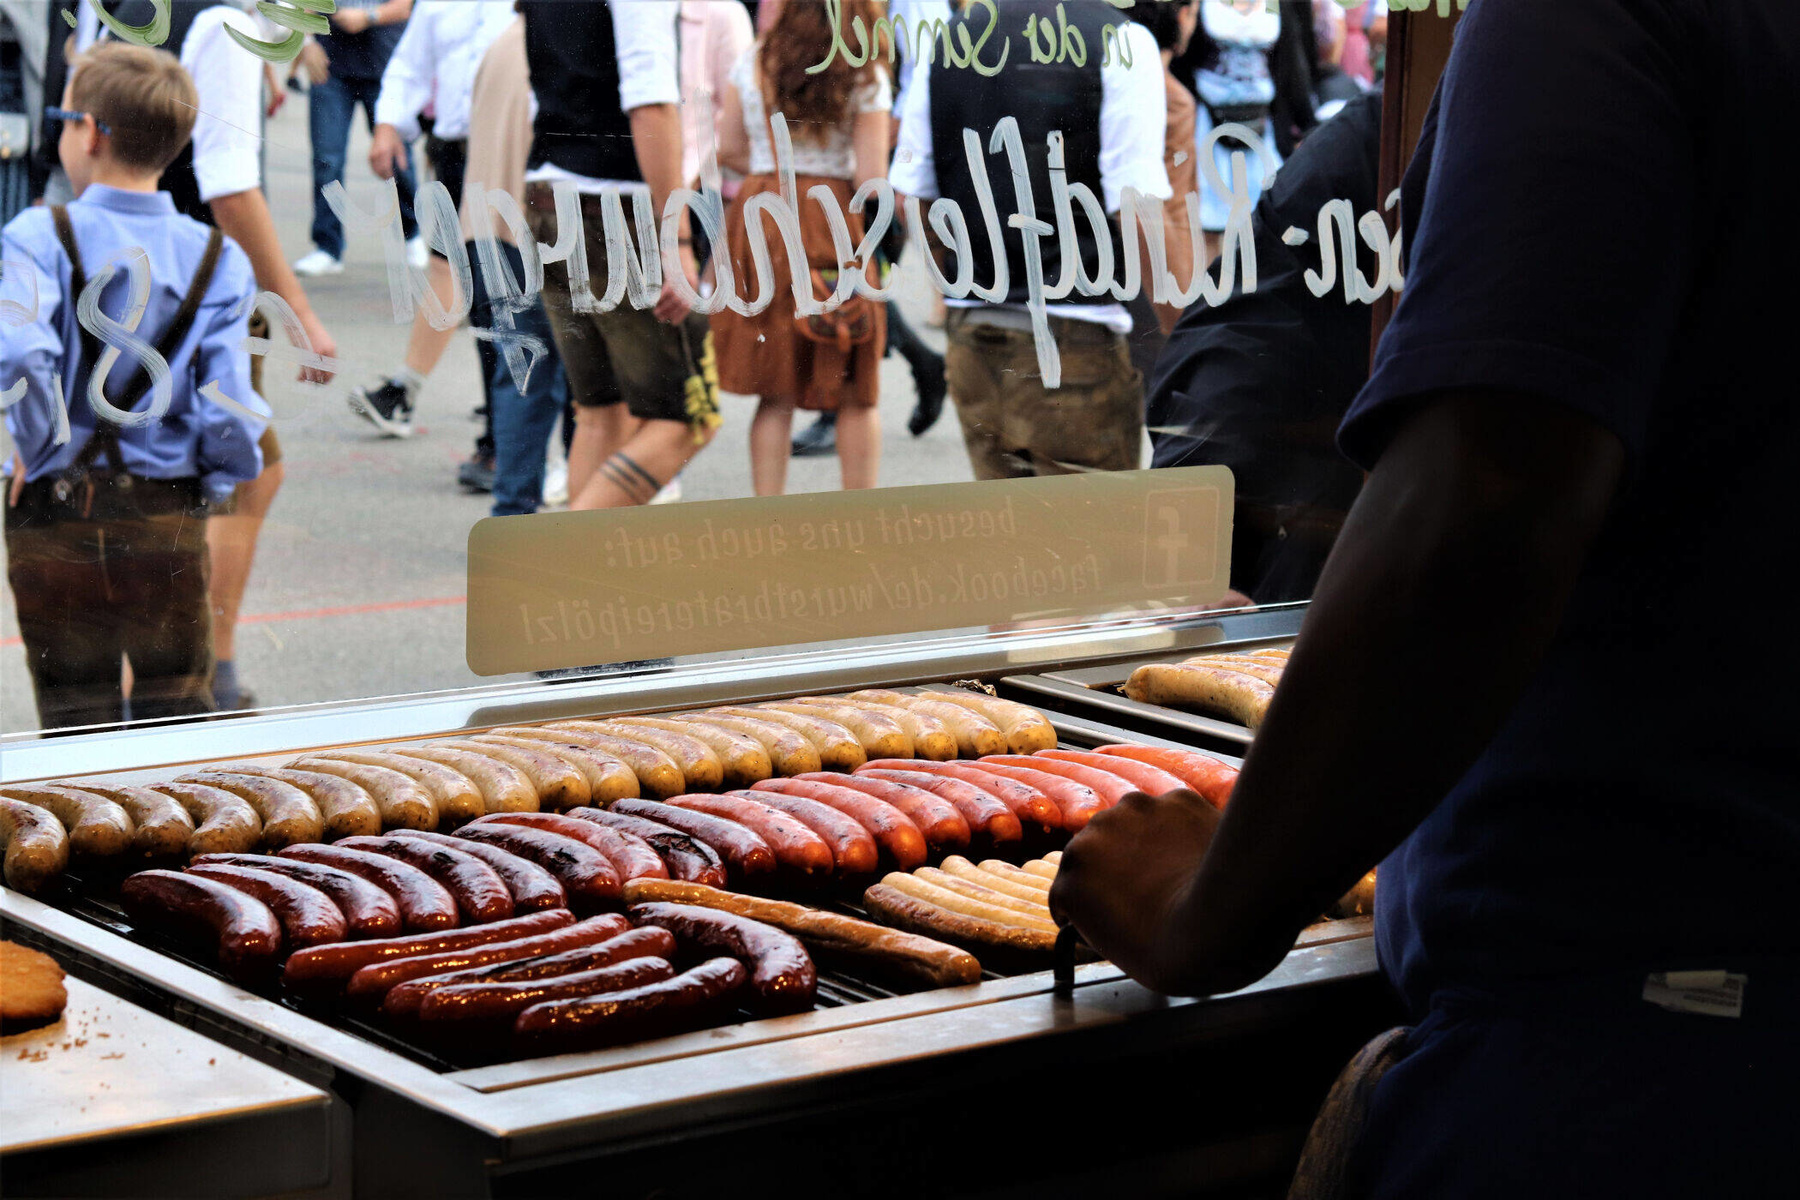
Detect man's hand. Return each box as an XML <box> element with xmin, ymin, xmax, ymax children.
<box><xmin>368</xmin><ymin>123</ymin><xmax>408</xmax><ymax>181</ymax></box>
<box><xmin>331</xmin><ymin>6</ymin><xmax>371</xmax><ymax>34</ymax></box>
<box><xmin>8</xmin><ymin>455</ymin><xmax>25</xmax><ymax>507</ymax></box>
<box><xmin>299</xmin><ymin>313</ymin><xmax>338</xmax><ymax>385</ymax></box>
<box><xmin>263</xmin><ymin>64</ymin><xmax>286</xmax><ymax>117</ymax></box>
<box><xmin>1048</xmin><ymin>789</ymin><xmax>1229</xmax><ymax>996</ymax></box>
<box><xmin>652</xmin><ymin>251</ymin><xmax>698</xmax><ymax>324</ymax></box>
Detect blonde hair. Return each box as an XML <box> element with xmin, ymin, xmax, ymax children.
<box><xmin>68</xmin><ymin>42</ymin><xmax>198</xmax><ymax>174</ymax></box>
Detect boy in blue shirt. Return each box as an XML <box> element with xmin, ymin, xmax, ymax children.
<box><xmin>2</xmin><ymin>41</ymin><xmax>266</xmax><ymax>731</ymax></box>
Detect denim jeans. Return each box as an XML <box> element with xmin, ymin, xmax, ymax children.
<box><xmin>469</xmin><ymin>240</ymin><xmax>568</xmax><ymax>517</ymax></box>
<box><xmin>308</xmin><ymin>74</ymin><xmax>417</xmax><ymax>259</ymax></box>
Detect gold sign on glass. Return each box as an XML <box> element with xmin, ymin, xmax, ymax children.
<box><xmin>466</xmin><ymin>467</ymin><xmax>1233</xmax><ymax>676</ymax></box>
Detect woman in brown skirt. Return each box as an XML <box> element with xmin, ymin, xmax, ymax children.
<box><xmin>712</xmin><ymin>0</ymin><xmax>891</xmax><ymax>495</ymax></box>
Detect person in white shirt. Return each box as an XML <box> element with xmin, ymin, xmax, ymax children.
<box><xmin>890</xmin><ymin>0</ymin><xmax>1175</xmax><ymax>479</ymax></box>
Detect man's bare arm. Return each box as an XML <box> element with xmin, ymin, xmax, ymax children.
<box><xmin>208</xmin><ymin>188</ymin><xmax>338</xmax><ymax>383</ymax></box>
<box><xmin>629</xmin><ymin>102</ymin><xmax>694</xmax><ymax>324</ymax></box>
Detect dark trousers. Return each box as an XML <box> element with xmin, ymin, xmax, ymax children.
<box><xmin>308</xmin><ymin>73</ymin><xmax>418</xmax><ymax>259</ymax></box>
<box><xmin>5</xmin><ymin>483</ymin><xmax>215</xmax><ymax>730</ymax></box>
<box><xmin>468</xmin><ymin>239</ymin><xmax>569</xmax><ymax>516</ymax></box>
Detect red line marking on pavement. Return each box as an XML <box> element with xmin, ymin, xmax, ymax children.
<box><xmin>1</xmin><ymin>595</ymin><xmax>465</xmax><ymax>648</ymax></box>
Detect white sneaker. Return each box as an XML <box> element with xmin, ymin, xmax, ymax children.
<box><xmin>293</xmin><ymin>249</ymin><xmax>343</xmax><ymax>277</ymax></box>
<box><xmin>406</xmin><ymin>237</ymin><xmax>429</xmax><ymax>269</ymax></box>
<box><xmin>650</xmin><ymin>476</ymin><xmax>683</xmax><ymax>505</ymax></box>
<box><xmin>541</xmin><ymin>458</ymin><xmax>568</xmax><ymax>508</ymax></box>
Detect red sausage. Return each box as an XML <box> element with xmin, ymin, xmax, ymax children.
<box><xmin>610</xmin><ymin>799</ymin><xmax>776</xmax><ymax>881</ymax></box>
<box><xmin>335</xmin><ymin>835</ymin><xmax>515</xmax><ymax>924</ymax></box>
<box><xmin>984</xmin><ymin>755</ymin><xmax>1137</xmax><ymax>806</ymax></box>
<box><xmin>381</xmin><ymin>926</ymin><xmax>678</xmax><ymax>1018</ymax></box>
<box><xmin>419</xmin><ymin>957</ymin><xmax>676</xmax><ymax>1023</ymax></box>
<box><xmin>748</xmin><ymin>778</ymin><xmax>927</xmax><ymax>871</ymax></box>
<box><xmin>719</xmin><ymin>790</ymin><xmax>878</xmax><ymax>875</ymax></box>
<box><xmin>515</xmin><ymin>957</ymin><xmax>748</xmax><ymax>1048</ymax></box>
<box><xmin>283</xmin><ymin>909</ymin><xmax>575</xmax><ymax>988</ymax></box>
<box><xmin>451</xmin><ymin>823</ymin><xmax>620</xmax><ymax>910</ymax></box>
<box><xmin>965</xmin><ymin>762</ymin><xmax>1104</xmax><ymax>831</ymax></box>
<box><xmin>1093</xmin><ymin>744</ymin><xmax>1240</xmax><ymax>807</ymax></box>
<box><xmin>345</xmin><ymin>914</ymin><xmax>631</xmax><ymax>999</ymax></box>
<box><xmin>120</xmin><ymin>869</ymin><xmax>282</xmax><ymax>974</ymax></box>
<box><xmin>860</xmin><ymin>760</ymin><xmax>1062</xmax><ymax>832</ymax></box>
<box><xmin>854</xmin><ymin>769</ymin><xmax>1023</xmax><ymax>845</ymax></box>
<box><xmin>627</xmin><ymin>901</ymin><xmax>816</xmax><ymax>1016</ymax></box>
<box><xmin>564</xmin><ymin>808</ymin><xmax>727</xmax><ymax>887</ymax></box>
<box><xmin>185</xmin><ymin>863</ymin><xmax>346</xmax><ymax>949</ymax></box>
<box><xmin>386</xmin><ymin>830</ymin><xmax>567</xmax><ymax>912</ymax></box>
<box><xmin>794</xmin><ymin>773</ymin><xmax>970</xmax><ymax>851</ymax></box>
<box><xmin>469</xmin><ymin>812</ymin><xmax>669</xmax><ymax>882</ymax></box>
<box><xmin>663</xmin><ymin>794</ymin><xmax>833</xmax><ymax>878</ymax></box>
<box><xmin>191</xmin><ymin>853</ymin><xmax>402</xmax><ymax>939</ymax></box>
<box><xmin>277</xmin><ymin>844</ymin><xmax>458</xmax><ymax>931</ymax></box>
<box><xmin>1036</xmin><ymin>749</ymin><xmax>1188</xmax><ymax>798</ymax></box>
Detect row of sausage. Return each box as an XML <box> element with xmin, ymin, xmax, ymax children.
<box><xmin>1124</xmin><ymin>647</ymin><xmax>1290</xmax><ymax>729</ymax></box>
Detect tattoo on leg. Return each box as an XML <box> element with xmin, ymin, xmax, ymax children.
<box><xmin>599</xmin><ymin>452</ymin><xmax>660</xmax><ymax>504</ymax></box>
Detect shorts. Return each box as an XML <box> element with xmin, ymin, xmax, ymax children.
<box><xmin>524</xmin><ymin>182</ymin><xmax>720</xmax><ymax>431</ymax></box>
<box><xmin>425</xmin><ymin>137</ymin><xmax>468</xmax><ymax>261</ymax></box>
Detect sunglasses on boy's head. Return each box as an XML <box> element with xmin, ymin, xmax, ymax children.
<box><xmin>46</xmin><ymin>107</ymin><xmax>111</xmax><ymax>136</ymax></box>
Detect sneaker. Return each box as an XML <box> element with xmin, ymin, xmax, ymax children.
<box><xmin>791</xmin><ymin>412</ymin><xmax>837</xmax><ymax>457</ymax></box>
<box><xmin>541</xmin><ymin>458</ymin><xmax>569</xmax><ymax>508</ymax></box>
<box><xmin>349</xmin><ymin>379</ymin><xmax>416</xmax><ymax>438</ymax></box>
<box><xmin>293</xmin><ymin>249</ymin><xmax>343</xmax><ymax>277</ymax></box>
<box><xmin>406</xmin><ymin>236</ymin><xmax>429</xmax><ymax>269</ymax></box>
<box><xmin>650</xmin><ymin>475</ymin><xmax>683</xmax><ymax>504</ymax></box>
<box><xmin>457</xmin><ymin>454</ymin><xmax>496</xmax><ymax>493</ymax></box>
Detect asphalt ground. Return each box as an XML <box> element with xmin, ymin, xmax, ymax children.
<box><xmin>1</xmin><ymin>90</ymin><xmax>969</xmax><ymax>735</ymax></box>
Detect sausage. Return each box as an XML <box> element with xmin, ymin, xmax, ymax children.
<box><xmin>854</xmin><ymin>769</ymin><xmax>1022</xmax><ymax>846</ymax></box>
<box><xmin>983</xmin><ymin>756</ymin><xmax>1134</xmax><ymax>817</ymax></box>
<box><xmin>335</xmin><ymin>835</ymin><xmax>515</xmax><ymax>924</ymax></box>
<box><xmin>626</xmin><ymin>901</ymin><xmax>816</xmax><ymax>1015</ymax></box>
<box><xmin>152</xmin><ymin>781</ymin><xmax>263</xmax><ymax>855</ymax></box>
<box><xmin>0</xmin><ymin>785</ymin><xmax>133</xmax><ymax>858</ymax></box>
<box><xmin>1248</xmin><ymin>646</ymin><xmax>1291</xmax><ymax>661</ymax></box>
<box><xmin>677</xmin><ymin>713</ymin><xmax>822</xmax><ymax>776</ymax></box>
<box><xmin>452</xmin><ymin>822</ymin><xmax>621</xmax><ymax>909</ymax></box>
<box><xmin>419</xmin><ymin>958</ymin><xmax>676</xmax><ymax>1025</ymax></box>
<box><xmin>748</xmin><ymin>778</ymin><xmax>927</xmax><ymax>871</ymax></box>
<box><xmin>847</xmin><ymin>690</ymin><xmax>1007</xmax><ymax>758</ymax></box>
<box><xmin>297</xmin><ymin>751</ymin><xmax>475</xmax><ymax>826</ymax></box>
<box><xmin>120</xmin><ymin>869</ymin><xmax>282</xmax><ymax>973</ymax></box>
<box><xmin>512</xmin><ymin>728</ymin><xmax>685</xmax><ymax>800</ymax></box>
<box><xmin>861</xmin><ymin>882</ymin><xmax>1057</xmax><ymax>957</ymax></box>
<box><xmin>707</xmin><ymin>706</ymin><xmax>865</xmax><ymax>771</ymax></box>
<box><xmin>795</xmin><ymin>773</ymin><xmax>970</xmax><ymax>852</ymax></box>
<box><xmin>975</xmin><ymin>858</ymin><xmax>1052</xmax><ymax>893</ymax></box>
<box><xmin>1036</xmin><ymin>749</ymin><xmax>1189</xmax><ymax>799</ymax></box>
<box><xmin>191</xmin><ymin>853</ymin><xmax>403</xmax><ymax>938</ymax></box>
<box><xmin>1092</xmin><ymin>744</ymin><xmax>1239</xmax><ymax>808</ymax></box>
<box><xmin>467</xmin><ymin>812</ymin><xmax>668</xmax><ymax>883</ymax></box>
<box><xmin>962</xmin><ymin>761</ymin><xmax>1105</xmax><ymax>831</ymax></box>
<box><xmin>1021</xmin><ymin>858</ymin><xmax>1058</xmax><ymax>881</ymax></box>
<box><xmin>917</xmin><ymin>689</ymin><xmax>1058</xmax><ymax>754</ymax></box>
<box><xmin>178</xmin><ymin>772</ymin><xmax>324</xmax><ymax>848</ymax></box>
<box><xmin>760</xmin><ymin>702</ymin><xmax>912</xmax><ymax>760</ymax></box>
<box><xmin>875</xmin><ymin>871</ymin><xmax>1058</xmax><ymax>933</ymax></box>
<box><xmin>285</xmin><ymin>757</ymin><xmax>441</xmax><ymax>831</ymax></box>
<box><xmin>914</xmin><ymin>867</ymin><xmax>1052</xmax><ymax>918</ymax></box>
<box><xmin>277</xmin><ymin>844</ymin><xmax>458</xmax><ymax>931</ymax></box>
<box><xmin>63</xmin><ymin>783</ymin><xmax>194</xmax><ymax>858</ymax></box>
<box><xmin>391</xmin><ymin>747</ymin><xmax>537</xmax><ymax>814</ymax></box>
<box><xmin>1122</xmin><ymin>663</ymin><xmax>1275</xmax><ymax>728</ymax></box>
<box><xmin>789</xmin><ymin>697</ymin><xmax>955</xmax><ymax>760</ymax></box>
<box><xmin>608</xmin><ymin>799</ymin><xmax>777</xmax><ymax>883</ymax></box>
<box><xmin>282</xmin><ymin>909</ymin><xmax>576</xmax><ymax>988</ymax></box>
<box><xmin>428</xmin><ymin>739</ymin><xmax>589</xmax><ymax>811</ymax></box>
<box><xmin>607</xmin><ymin>717</ymin><xmax>773</xmax><ymax>788</ymax></box>
<box><xmin>1183</xmin><ymin>654</ymin><xmax>1286</xmax><ymax>686</ymax></box>
<box><xmin>472</xmin><ymin>734</ymin><xmax>639</xmax><ymax>804</ymax></box>
<box><xmin>387</xmin><ymin>830</ymin><xmax>567</xmax><ymax>913</ymax></box>
<box><xmin>552</xmin><ymin>722</ymin><xmax>724</xmax><ymax>794</ymax></box>
<box><xmin>211</xmin><ymin>767</ymin><xmax>382</xmax><ymax>839</ymax></box>
<box><xmin>564</xmin><ymin>808</ymin><xmax>728</xmax><ymax>887</ymax></box>
<box><xmin>936</xmin><ymin>856</ymin><xmax>1052</xmax><ymax>906</ymax></box>
<box><xmin>381</xmin><ymin>926</ymin><xmax>678</xmax><ymax>1018</ymax></box>
<box><xmin>622</xmin><ymin>879</ymin><xmax>982</xmax><ymax>989</ymax></box>
<box><xmin>719</xmin><ymin>790</ymin><xmax>878</xmax><ymax>876</ymax></box>
<box><xmin>184</xmin><ymin>863</ymin><xmax>347</xmax><ymax>949</ymax></box>
<box><xmin>515</xmin><ymin>957</ymin><xmax>747</xmax><ymax>1049</ymax></box>
<box><xmin>0</xmin><ymin>797</ymin><xmax>70</xmax><ymax>892</ymax></box>
<box><xmin>345</xmin><ymin>914</ymin><xmax>631</xmax><ymax>999</ymax></box>
<box><xmin>860</xmin><ymin>760</ymin><xmax>1062</xmax><ymax>834</ymax></box>
<box><xmin>663</xmin><ymin>794</ymin><xmax>833</xmax><ymax>879</ymax></box>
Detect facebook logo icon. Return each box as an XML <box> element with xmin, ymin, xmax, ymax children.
<box><xmin>1142</xmin><ymin>488</ymin><xmax>1219</xmax><ymax>588</ymax></box>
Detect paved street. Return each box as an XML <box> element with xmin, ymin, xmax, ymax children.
<box><xmin>1</xmin><ymin>91</ymin><xmax>970</xmax><ymax>734</ymax></box>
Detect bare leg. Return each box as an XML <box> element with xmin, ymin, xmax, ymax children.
<box><xmin>566</xmin><ymin>405</ymin><xmax>641</xmax><ymax>501</ymax></box>
<box><xmin>401</xmin><ymin>256</ymin><xmax>461</xmax><ymax>378</ymax></box>
<box><xmin>206</xmin><ymin>459</ymin><xmax>283</xmax><ymax>706</ymax></box>
<box><xmin>835</xmin><ymin>405</ymin><xmax>881</xmax><ymax>490</ymax></box>
<box><xmin>749</xmin><ymin>395</ymin><xmax>797</xmax><ymax>496</ymax></box>
<box><xmin>572</xmin><ymin>418</ymin><xmax>714</xmax><ymax>509</ymax></box>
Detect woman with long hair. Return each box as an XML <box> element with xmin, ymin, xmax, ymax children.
<box><xmin>712</xmin><ymin>0</ymin><xmax>891</xmax><ymax>495</ymax></box>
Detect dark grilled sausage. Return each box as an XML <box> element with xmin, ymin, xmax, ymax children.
<box><xmin>796</xmin><ymin>772</ymin><xmax>970</xmax><ymax>852</ymax></box>
<box><xmin>748</xmin><ymin>778</ymin><xmax>927</xmax><ymax>870</ymax></box>
<box><xmin>419</xmin><ymin>957</ymin><xmax>675</xmax><ymax>1024</ymax></box>
<box><xmin>718</xmin><ymin>790</ymin><xmax>878</xmax><ymax>876</ymax></box>
<box><xmin>184</xmin><ymin>862</ymin><xmax>347</xmax><ymax>949</ymax></box>
<box><xmin>381</xmin><ymin>926</ymin><xmax>678</xmax><ymax>1018</ymax></box>
<box><xmin>861</xmin><ymin>760</ymin><xmax>1062</xmax><ymax>833</ymax></box>
<box><xmin>451</xmin><ymin>823</ymin><xmax>620</xmax><ymax>910</ymax></box>
<box><xmin>387</xmin><ymin>830</ymin><xmax>566</xmax><ymax>912</ymax></box>
<box><xmin>335</xmin><ymin>835</ymin><xmax>514</xmax><ymax>923</ymax></box>
<box><xmin>120</xmin><ymin>869</ymin><xmax>281</xmax><ymax>974</ymax></box>
<box><xmin>564</xmin><ymin>808</ymin><xmax>727</xmax><ymax>887</ymax></box>
<box><xmin>854</xmin><ymin>768</ymin><xmax>1023</xmax><ymax>845</ymax></box>
<box><xmin>663</xmin><ymin>794</ymin><xmax>833</xmax><ymax>879</ymax></box>
<box><xmin>283</xmin><ymin>909</ymin><xmax>575</xmax><ymax>988</ymax></box>
<box><xmin>627</xmin><ymin>901</ymin><xmax>816</xmax><ymax>1016</ymax></box>
<box><xmin>345</xmin><ymin>914</ymin><xmax>631</xmax><ymax>999</ymax></box>
<box><xmin>609</xmin><ymin>799</ymin><xmax>776</xmax><ymax>882</ymax></box>
<box><xmin>190</xmin><ymin>853</ymin><xmax>401</xmax><ymax>939</ymax></box>
<box><xmin>276</xmin><ymin>844</ymin><xmax>458</xmax><ymax>931</ymax></box>
<box><xmin>514</xmin><ymin>957</ymin><xmax>748</xmax><ymax>1048</ymax></box>
<box><xmin>467</xmin><ymin>812</ymin><xmax>669</xmax><ymax>883</ymax></box>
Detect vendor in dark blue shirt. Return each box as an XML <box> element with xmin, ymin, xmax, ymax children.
<box><xmin>1051</xmin><ymin>0</ymin><xmax>1800</xmax><ymax>1193</ymax></box>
